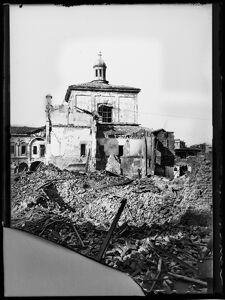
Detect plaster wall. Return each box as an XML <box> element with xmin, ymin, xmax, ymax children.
<box><xmin>128</xmin><ymin>139</ymin><xmax>142</xmax><ymax>157</ymax></box>
<box><xmin>50</xmin><ymin>104</ymin><xmax>93</xmax><ymax>127</ymax></box>
<box><xmin>96</xmin><ymin>136</ymin><xmax>155</xmax><ymax>177</ymax></box>
<box><xmin>68</xmin><ymin>90</ymin><xmax>138</xmax><ymax>124</ymax></box>
<box><xmin>50</xmin><ymin>105</ymin><xmax>68</xmax><ymax>125</ymax></box>
<box><xmin>97</xmin><ymin>137</ymin><xmax>143</xmax><ymax>158</ymax></box>
<box><xmin>11</xmin><ymin>133</ymin><xmax>46</xmax><ymax>171</ymax></box>
<box><xmin>120</xmin><ymin>157</ymin><xmax>142</xmax><ymax>178</ymax></box>
<box><xmin>30</xmin><ymin>140</ymin><xmax>46</xmax><ymax>161</ymax></box>
<box><xmin>47</xmin><ymin>126</ymin><xmax>93</xmax><ymax>170</ymax></box>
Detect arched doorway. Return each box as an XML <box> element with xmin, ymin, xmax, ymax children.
<box><xmin>30</xmin><ymin>161</ymin><xmax>43</xmax><ymax>172</ymax></box>
<box><xmin>18</xmin><ymin>163</ymin><xmax>28</xmax><ymax>173</ymax></box>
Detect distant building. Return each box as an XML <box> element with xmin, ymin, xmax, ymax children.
<box><xmin>10</xmin><ymin>126</ymin><xmax>46</xmax><ymax>173</ymax></box>
<box><xmin>174</xmin><ymin>139</ymin><xmax>186</xmax><ymax>149</ymax></box>
<box><xmin>190</xmin><ymin>142</ymin><xmax>212</xmax><ymax>161</ymax></box>
<box><xmin>175</xmin><ymin>147</ymin><xmax>201</xmax><ymax>159</ymax></box>
<box><xmin>190</xmin><ymin>143</ymin><xmax>212</xmax><ymax>153</ymax></box>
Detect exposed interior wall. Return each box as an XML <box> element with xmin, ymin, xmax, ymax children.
<box><xmin>50</xmin><ymin>105</ymin><xmax>68</xmax><ymax>125</ymax></box>
<box><xmin>47</xmin><ymin>126</ymin><xmax>93</xmax><ymax>170</ymax></box>
<box><xmin>50</xmin><ymin>104</ymin><xmax>93</xmax><ymax>127</ymax></box>
<box><xmin>96</xmin><ymin>135</ymin><xmax>155</xmax><ymax>177</ymax></box>
<box><xmin>120</xmin><ymin>156</ymin><xmax>142</xmax><ymax>178</ymax></box>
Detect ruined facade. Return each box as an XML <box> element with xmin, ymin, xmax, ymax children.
<box><xmin>152</xmin><ymin>129</ymin><xmax>175</xmax><ymax>178</ymax></box>
<box><xmin>9</xmin><ymin>53</ymin><xmax>175</xmax><ymax>178</ymax></box>
<box><xmin>45</xmin><ymin>53</ymin><xmax>159</xmax><ymax>177</ymax></box>
<box><xmin>10</xmin><ymin>126</ymin><xmax>46</xmax><ymax>173</ymax></box>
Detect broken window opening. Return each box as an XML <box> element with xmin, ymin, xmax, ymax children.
<box><xmin>99</xmin><ymin>69</ymin><xmax>102</xmax><ymax>77</ymax></box>
<box><xmin>80</xmin><ymin>144</ymin><xmax>86</xmax><ymax>156</ymax></box>
<box><xmin>33</xmin><ymin>146</ymin><xmax>37</xmax><ymax>155</ymax></box>
<box><xmin>119</xmin><ymin>145</ymin><xmax>124</xmax><ymax>157</ymax></box>
<box><xmin>40</xmin><ymin>145</ymin><xmax>45</xmax><ymax>157</ymax></box>
<box><xmin>21</xmin><ymin>145</ymin><xmax>26</xmax><ymax>156</ymax></box>
<box><xmin>98</xmin><ymin>105</ymin><xmax>112</xmax><ymax>123</ymax></box>
<box><xmin>95</xmin><ymin>69</ymin><xmax>98</xmax><ymax>77</ymax></box>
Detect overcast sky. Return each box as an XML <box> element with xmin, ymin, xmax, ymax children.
<box><xmin>10</xmin><ymin>4</ymin><xmax>212</xmax><ymax>146</ymax></box>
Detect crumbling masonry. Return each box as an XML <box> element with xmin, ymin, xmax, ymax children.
<box><xmin>45</xmin><ymin>53</ymin><xmax>175</xmax><ymax>178</ymax></box>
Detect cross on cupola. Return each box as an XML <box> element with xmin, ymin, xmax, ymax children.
<box><xmin>93</xmin><ymin>52</ymin><xmax>108</xmax><ymax>83</ymax></box>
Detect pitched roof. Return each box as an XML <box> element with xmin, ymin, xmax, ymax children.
<box><xmin>65</xmin><ymin>80</ymin><xmax>141</xmax><ymax>101</ymax></box>
<box><xmin>10</xmin><ymin>126</ymin><xmax>45</xmax><ymax>135</ymax></box>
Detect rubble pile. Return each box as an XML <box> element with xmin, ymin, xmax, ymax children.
<box><xmin>11</xmin><ymin>158</ymin><xmax>212</xmax><ymax>294</ymax></box>
<box><xmin>177</xmin><ymin>157</ymin><xmax>212</xmax><ymax>226</ymax></box>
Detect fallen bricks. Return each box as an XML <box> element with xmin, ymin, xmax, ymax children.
<box><xmin>10</xmin><ymin>157</ymin><xmax>212</xmax><ymax>293</ymax></box>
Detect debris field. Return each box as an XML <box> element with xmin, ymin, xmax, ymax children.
<box><xmin>11</xmin><ymin>156</ymin><xmax>212</xmax><ymax>294</ymax></box>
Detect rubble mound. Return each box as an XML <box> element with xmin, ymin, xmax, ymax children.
<box><xmin>177</xmin><ymin>157</ymin><xmax>212</xmax><ymax>226</ymax></box>
<box><xmin>11</xmin><ymin>157</ymin><xmax>212</xmax><ymax>294</ymax></box>
<box><xmin>11</xmin><ymin>157</ymin><xmax>212</xmax><ymax>229</ymax></box>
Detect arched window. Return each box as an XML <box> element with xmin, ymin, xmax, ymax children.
<box><xmin>98</xmin><ymin>105</ymin><xmax>112</xmax><ymax>123</ymax></box>
<box><xmin>20</xmin><ymin>143</ymin><xmax>27</xmax><ymax>156</ymax></box>
<box><xmin>33</xmin><ymin>146</ymin><xmax>37</xmax><ymax>155</ymax></box>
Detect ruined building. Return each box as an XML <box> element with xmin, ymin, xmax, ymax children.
<box><xmin>11</xmin><ymin>53</ymin><xmax>175</xmax><ymax>178</ymax></box>
<box><xmin>45</xmin><ymin>53</ymin><xmax>160</xmax><ymax>177</ymax></box>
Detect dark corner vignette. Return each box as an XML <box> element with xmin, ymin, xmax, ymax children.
<box><xmin>213</xmin><ymin>2</ymin><xmax>223</xmax><ymax>298</ymax></box>
<box><xmin>2</xmin><ymin>2</ymin><xmax>223</xmax><ymax>298</ymax></box>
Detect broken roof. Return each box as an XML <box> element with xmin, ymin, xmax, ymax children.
<box><xmin>10</xmin><ymin>126</ymin><xmax>45</xmax><ymax>135</ymax></box>
<box><xmin>65</xmin><ymin>80</ymin><xmax>141</xmax><ymax>102</ymax></box>
<box><xmin>97</xmin><ymin>124</ymin><xmax>152</xmax><ymax>138</ymax></box>
<box><xmin>152</xmin><ymin>128</ymin><xmax>174</xmax><ymax>135</ymax></box>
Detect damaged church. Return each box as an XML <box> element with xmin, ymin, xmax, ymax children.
<box><xmin>44</xmin><ymin>53</ymin><xmax>175</xmax><ymax>178</ymax></box>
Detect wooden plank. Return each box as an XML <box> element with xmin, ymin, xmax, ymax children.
<box><xmin>97</xmin><ymin>199</ymin><xmax>127</xmax><ymax>261</ymax></box>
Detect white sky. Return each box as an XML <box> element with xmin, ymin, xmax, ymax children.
<box><xmin>10</xmin><ymin>4</ymin><xmax>212</xmax><ymax>146</ymax></box>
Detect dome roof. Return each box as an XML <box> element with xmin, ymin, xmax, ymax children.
<box><xmin>93</xmin><ymin>52</ymin><xmax>106</xmax><ymax>68</ymax></box>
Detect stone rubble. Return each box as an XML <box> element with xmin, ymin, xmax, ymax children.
<box><xmin>11</xmin><ymin>156</ymin><xmax>212</xmax><ymax>294</ymax></box>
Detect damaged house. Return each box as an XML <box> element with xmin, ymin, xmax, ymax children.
<box><xmin>44</xmin><ymin>53</ymin><xmax>175</xmax><ymax>178</ymax></box>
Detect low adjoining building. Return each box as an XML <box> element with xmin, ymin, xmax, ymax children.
<box><xmin>10</xmin><ymin>126</ymin><xmax>46</xmax><ymax>173</ymax></box>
